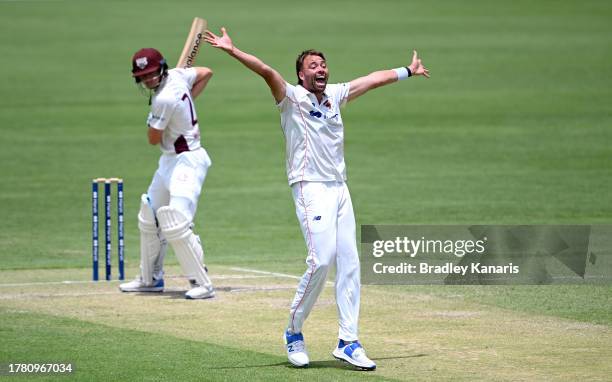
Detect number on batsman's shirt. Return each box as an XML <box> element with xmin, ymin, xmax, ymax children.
<box><xmin>147</xmin><ymin>68</ymin><xmax>202</xmax><ymax>154</ymax></box>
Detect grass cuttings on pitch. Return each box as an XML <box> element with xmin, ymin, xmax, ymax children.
<box><xmin>422</xmin><ymin>284</ymin><xmax>612</xmax><ymax>326</ymax></box>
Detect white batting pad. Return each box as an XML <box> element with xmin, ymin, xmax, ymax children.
<box><xmin>156</xmin><ymin>206</ymin><xmax>212</xmax><ymax>289</ymax></box>
<box><xmin>138</xmin><ymin>194</ymin><xmax>161</xmax><ymax>284</ymax></box>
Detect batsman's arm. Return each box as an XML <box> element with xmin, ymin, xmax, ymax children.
<box><xmin>205</xmin><ymin>27</ymin><xmax>286</xmax><ymax>103</ymax></box>
<box><xmin>146</xmin><ymin>98</ymin><xmax>176</xmax><ymax>145</ymax></box>
<box><xmin>148</xmin><ymin>127</ymin><xmax>163</xmax><ymax>145</ymax></box>
<box><xmin>191</xmin><ymin>67</ymin><xmax>213</xmax><ymax>99</ymax></box>
<box><xmin>347</xmin><ymin>50</ymin><xmax>430</xmax><ymax>102</ymax></box>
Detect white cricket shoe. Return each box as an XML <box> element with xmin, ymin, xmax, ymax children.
<box><xmin>119</xmin><ymin>277</ymin><xmax>164</xmax><ymax>293</ymax></box>
<box><xmin>185</xmin><ymin>284</ymin><xmax>215</xmax><ymax>299</ymax></box>
<box><xmin>285</xmin><ymin>331</ymin><xmax>309</xmax><ymax>367</ymax></box>
<box><xmin>332</xmin><ymin>340</ymin><xmax>376</xmax><ymax>370</ymax></box>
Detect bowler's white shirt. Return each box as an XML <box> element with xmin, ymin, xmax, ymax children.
<box><xmin>277</xmin><ymin>82</ymin><xmax>350</xmax><ymax>185</ymax></box>
<box><xmin>147</xmin><ymin>68</ymin><xmax>202</xmax><ymax>154</ymax></box>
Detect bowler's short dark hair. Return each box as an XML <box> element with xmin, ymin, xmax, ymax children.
<box><xmin>295</xmin><ymin>49</ymin><xmax>326</xmax><ymax>85</ymax></box>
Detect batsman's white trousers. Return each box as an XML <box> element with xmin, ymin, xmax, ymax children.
<box><xmin>147</xmin><ymin>148</ymin><xmax>211</xmax><ymax>221</ymax></box>
<box><xmin>287</xmin><ymin>181</ymin><xmax>360</xmax><ymax>341</ymax></box>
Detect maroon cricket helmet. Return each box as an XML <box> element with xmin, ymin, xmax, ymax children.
<box><xmin>131</xmin><ymin>48</ymin><xmax>167</xmax><ymax>78</ymax></box>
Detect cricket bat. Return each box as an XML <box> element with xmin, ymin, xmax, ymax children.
<box><xmin>176</xmin><ymin>17</ymin><xmax>207</xmax><ymax>68</ymax></box>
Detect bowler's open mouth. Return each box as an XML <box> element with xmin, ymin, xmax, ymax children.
<box><xmin>315</xmin><ymin>75</ymin><xmax>327</xmax><ymax>87</ymax></box>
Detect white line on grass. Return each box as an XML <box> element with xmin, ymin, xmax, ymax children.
<box><xmin>230</xmin><ymin>267</ymin><xmax>335</xmax><ymax>286</ymax></box>
<box><xmin>0</xmin><ymin>291</ymin><xmax>119</xmax><ymax>299</ymax></box>
<box><xmin>229</xmin><ymin>286</ymin><xmax>297</xmax><ymax>293</ymax></box>
<box><xmin>0</xmin><ymin>273</ymin><xmax>300</xmax><ymax>288</ymax></box>
<box><xmin>0</xmin><ymin>280</ymin><xmax>116</xmax><ymax>287</ymax></box>
<box><xmin>166</xmin><ymin>274</ymin><xmax>272</xmax><ymax>280</ymax></box>
<box><xmin>230</xmin><ymin>267</ymin><xmax>301</xmax><ymax>280</ymax></box>
<box><xmin>2</xmin><ymin>271</ymin><xmax>604</xmax><ymax>288</ymax></box>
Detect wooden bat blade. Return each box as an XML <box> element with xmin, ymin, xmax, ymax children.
<box><xmin>176</xmin><ymin>17</ymin><xmax>207</xmax><ymax>68</ymax></box>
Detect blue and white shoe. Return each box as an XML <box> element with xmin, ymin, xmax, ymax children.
<box><xmin>285</xmin><ymin>331</ymin><xmax>309</xmax><ymax>367</ymax></box>
<box><xmin>119</xmin><ymin>277</ymin><xmax>164</xmax><ymax>292</ymax></box>
<box><xmin>332</xmin><ymin>340</ymin><xmax>376</xmax><ymax>370</ymax></box>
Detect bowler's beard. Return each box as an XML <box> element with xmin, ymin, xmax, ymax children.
<box><xmin>305</xmin><ymin>75</ymin><xmax>327</xmax><ymax>94</ymax></box>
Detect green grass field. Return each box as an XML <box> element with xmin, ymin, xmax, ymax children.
<box><xmin>1</xmin><ymin>0</ymin><xmax>611</xmax><ymax>380</ymax></box>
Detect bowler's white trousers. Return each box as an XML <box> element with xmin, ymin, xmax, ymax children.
<box><xmin>287</xmin><ymin>181</ymin><xmax>360</xmax><ymax>341</ymax></box>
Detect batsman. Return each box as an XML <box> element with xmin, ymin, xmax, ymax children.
<box><xmin>205</xmin><ymin>27</ymin><xmax>429</xmax><ymax>369</ymax></box>
<box><xmin>119</xmin><ymin>46</ymin><xmax>215</xmax><ymax>299</ymax></box>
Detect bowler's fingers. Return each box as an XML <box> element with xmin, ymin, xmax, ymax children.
<box><xmin>204</xmin><ymin>30</ymin><xmax>218</xmax><ymax>39</ymax></box>
<box><xmin>203</xmin><ymin>33</ymin><xmax>221</xmax><ymax>48</ymax></box>
<box><xmin>204</xmin><ymin>31</ymin><xmax>218</xmax><ymax>43</ymax></box>
<box><xmin>412</xmin><ymin>50</ymin><xmax>418</xmax><ymax>63</ymax></box>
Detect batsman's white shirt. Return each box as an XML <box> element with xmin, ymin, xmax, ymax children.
<box><xmin>148</xmin><ymin>68</ymin><xmax>202</xmax><ymax>155</ymax></box>
<box><xmin>278</xmin><ymin>82</ymin><xmax>350</xmax><ymax>185</ymax></box>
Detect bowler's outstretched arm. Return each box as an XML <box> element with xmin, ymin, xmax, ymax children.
<box><xmin>205</xmin><ymin>27</ymin><xmax>286</xmax><ymax>103</ymax></box>
<box><xmin>347</xmin><ymin>50</ymin><xmax>429</xmax><ymax>102</ymax></box>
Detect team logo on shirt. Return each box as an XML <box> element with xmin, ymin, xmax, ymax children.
<box><xmin>313</xmin><ymin>216</ymin><xmax>322</xmax><ymax>221</ymax></box>
<box><xmin>136</xmin><ymin>57</ymin><xmax>148</xmax><ymax>69</ymax></box>
<box><xmin>309</xmin><ymin>110</ymin><xmax>338</xmax><ymax>121</ymax></box>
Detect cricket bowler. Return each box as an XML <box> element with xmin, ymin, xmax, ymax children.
<box><xmin>205</xmin><ymin>27</ymin><xmax>429</xmax><ymax>369</ymax></box>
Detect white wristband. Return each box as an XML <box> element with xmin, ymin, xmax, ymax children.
<box><xmin>393</xmin><ymin>67</ymin><xmax>411</xmax><ymax>80</ymax></box>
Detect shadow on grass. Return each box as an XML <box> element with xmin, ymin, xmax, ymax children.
<box><xmin>135</xmin><ymin>285</ymin><xmax>280</xmax><ymax>299</ymax></box>
<box><xmin>308</xmin><ymin>354</ymin><xmax>428</xmax><ymax>370</ymax></box>
<box><xmin>208</xmin><ymin>361</ymin><xmax>287</xmax><ymax>370</ymax></box>
<box><xmin>134</xmin><ymin>290</ymin><xmax>185</xmax><ymax>299</ymax></box>
<box><xmin>208</xmin><ymin>354</ymin><xmax>427</xmax><ymax>370</ymax></box>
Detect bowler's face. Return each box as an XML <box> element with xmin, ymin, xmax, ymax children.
<box><xmin>300</xmin><ymin>55</ymin><xmax>329</xmax><ymax>94</ymax></box>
